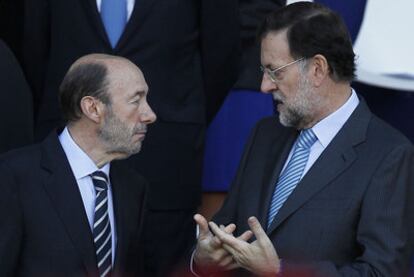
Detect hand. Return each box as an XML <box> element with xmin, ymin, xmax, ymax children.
<box><xmin>193</xmin><ymin>214</ymin><xmax>253</xmax><ymax>274</ymax></box>
<box><xmin>209</xmin><ymin>216</ymin><xmax>281</xmax><ymax>276</ymax></box>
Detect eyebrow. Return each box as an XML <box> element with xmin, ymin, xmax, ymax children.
<box><xmin>263</xmin><ymin>63</ymin><xmax>280</xmax><ymax>70</ymax></box>
<box><xmin>132</xmin><ymin>90</ymin><xmax>146</xmax><ymax>97</ymax></box>
<box><xmin>127</xmin><ymin>90</ymin><xmax>147</xmax><ymax>102</ymax></box>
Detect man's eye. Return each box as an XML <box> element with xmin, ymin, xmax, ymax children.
<box><xmin>130</xmin><ymin>98</ymin><xmax>140</xmax><ymax>105</ymax></box>
<box><xmin>275</xmin><ymin>70</ymin><xmax>285</xmax><ymax>79</ymax></box>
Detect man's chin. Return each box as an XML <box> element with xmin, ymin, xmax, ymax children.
<box><xmin>279</xmin><ymin>112</ymin><xmax>302</xmax><ymax>129</ymax></box>
<box><xmin>107</xmin><ymin>144</ymin><xmax>142</xmax><ymax>160</ymax></box>
<box><xmin>278</xmin><ymin>110</ymin><xmax>290</xmax><ymax>127</ymax></box>
<box><xmin>279</xmin><ymin>115</ymin><xmax>291</xmax><ymax>127</ymax></box>
<box><xmin>130</xmin><ymin>143</ymin><xmax>143</xmax><ymax>155</ymax></box>
<box><xmin>125</xmin><ymin>145</ymin><xmax>142</xmax><ymax>157</ymax></box>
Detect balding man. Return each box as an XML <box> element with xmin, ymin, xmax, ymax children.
<box><xmin>0</xmin><ymin>54</ymin><xmax>156</xmax><ymax>277</ymax></box>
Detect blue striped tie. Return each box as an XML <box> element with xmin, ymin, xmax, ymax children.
<box><xmin>91</xmin><ymin>171</ymin><xmax>112</xmax><ymax>277</ymax></box>
<box><xmin>100</xmin><ymin>0</ymin><xmax>127</xmax><ymax>48</ymax></box>
<box><xmin>267</xmin><ymin>129</ymin><xmax>317</xmax><ymax>229</ymax></box>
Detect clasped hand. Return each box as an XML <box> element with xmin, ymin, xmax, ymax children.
<box><xmin>193</xmin><ymin>214</ymin><xmax>281</xmax><ymax>276</ymax></box>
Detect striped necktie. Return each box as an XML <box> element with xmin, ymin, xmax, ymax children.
<box><xmin>267</xmin><ymin>129</ymin><xmax>317</xmax><ymax>229</ymax></box>
<box><xmin>100</xmin><ymin>0</ymin><xmax>127</xmax><ymax>48</ymax></box>
<box><xmin>91</xmin><ymin>171</ymin><xmax>112</xmax><ymax>277</ymax></box>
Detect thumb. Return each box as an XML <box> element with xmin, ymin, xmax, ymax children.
<box><xmin>247</xmin><ymin>216</ymin><xmax>268</xmax><ymax>243</ymax></box>
<box><xmin>194</xmin><ymin>214</ymin><xmax>210</xmax><ymax>239</ymax></box>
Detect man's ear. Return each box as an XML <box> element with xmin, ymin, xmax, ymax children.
<box><xmin>79</xmin><ymin>96</ymin><xmax>103</xmax><ymax>123</ymax></box>
<box><xmin>309</xmin><ymin>54</ymin><xmax>330</xmax><ymax>87</ymax></box>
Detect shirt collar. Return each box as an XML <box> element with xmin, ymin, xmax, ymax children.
<box><xmin>59</xmin><ymin>127</ymin><xmax>110</xmax><ymax>180</ymax></box>
<box><xmin>311</xmin><ymin>89</ymin><xmax>359</xmax><ymax>148</ymax></box>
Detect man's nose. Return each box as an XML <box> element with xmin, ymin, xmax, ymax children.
<box><xmin>261</xmin><ymin>73</ymin><xmax>277</xmax><ymax>94</ymax></box>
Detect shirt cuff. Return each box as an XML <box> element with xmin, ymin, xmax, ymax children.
<box><xmin>190</xmin><ymin>250</ymin><xmax>203</xmax><ymax>277</ymax></box>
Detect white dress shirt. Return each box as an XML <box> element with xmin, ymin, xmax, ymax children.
<box><xmin>96</xmin><ymin>0</ymin><xmax>135</xmax><ymax>20</ymax></box>
<box><xmin>59</xmin><ymin>127</ymin><xmax>117</xmax><ymax>264</ymax></box>
<box><xmin>282</xmin><ymin>89</ymin><xmax>360</xmax><ymax>179</ymax></box>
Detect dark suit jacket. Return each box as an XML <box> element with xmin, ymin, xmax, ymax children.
<box><xmin>0</xmin><ymin>39</ymin><xmax>33</xmax><ymax>154</ymax></box>
<box><xmin>213</xmin><ymin>99</ymin><xmax>414</xmax><ymax>276</ymax></box>
<box><xmin>0</xmin><ymin>131</ymin><xmax>147</xmax><ymax>277</ymax></box>
<box><xmin>22</xmin><ymin>0</ymin><xmax>239</xmax><ymax>137</ymax></box>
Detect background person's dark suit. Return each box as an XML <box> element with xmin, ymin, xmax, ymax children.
<box><xmin>22</xmin><ymin>0</ymin><xmax>239</xmax><ymax>130</ymax></box>
<box><xmin>0</xmin><ymin>0</ymin><xmax>23</xmax><ymax>56</ymax></box>
<box><xmin>202</xmin><ymin>0</ymin><xmax>285</xmax><ymax>196</ymax></box>
<box><xmin>0</xmin><ymin>131</ymin><xmax>147</xmax><ymax>277</ymax></box>
<box><xmin>0</xmin><ymin>39</ymin><xmax>33</xmax><ymax>154</ymax></box>
<box><xmin>212</xmin><ymin>99</ymin><xmax>414</xmax><ymax>276</ymax></box>
<box><xmin>235</xmin><ymin>0</ymin><xmax>286</xmax><ymax>91</ymax></box>
<box><xmin>21</xmin><ymin>1</ymin><xmax>239</xmax><ymax>275</ymax></box>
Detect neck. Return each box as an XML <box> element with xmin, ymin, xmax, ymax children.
<box><xmin>67</xmin><ymin>123</ymin><xmax>116</xmax><ymax>168</ymax></box>
<box><xmin>302</xmin><ymin>82</ymin><xmax>352</xmax><ymax>129</ymax></box>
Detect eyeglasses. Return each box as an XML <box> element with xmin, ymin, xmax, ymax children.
<box><xmin>260</xmin><ymin>57</ymin><xmax>305</xmax><ymax>83</ymax></box>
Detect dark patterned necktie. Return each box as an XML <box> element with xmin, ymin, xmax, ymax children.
<box><xmin>91</xmin><ymin>171</ymin><xmax>112</xmax><ymax>277</ymax></box>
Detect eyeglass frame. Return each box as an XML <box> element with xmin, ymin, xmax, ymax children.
<box><xmin>260</xmin><ymin>57</ymin><xmax>305</xmax><ymax>83</ymax></box>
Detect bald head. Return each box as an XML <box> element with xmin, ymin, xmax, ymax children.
<box><xmin>59</xmin><ymin>54</ymin><xmax>144</xmax><ymax>123</ymax></box>
<box><xmin>68</xmin><ymin>53</ymin><xmax>137</xmax><ymax>71</ymax></box>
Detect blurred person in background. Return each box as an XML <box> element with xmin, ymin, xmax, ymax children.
<box><xmin>0</xmin><ymin>39</ymin><xmax>33</xmax><ymax>154</ymax></box>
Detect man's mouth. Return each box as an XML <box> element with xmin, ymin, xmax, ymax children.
<box><xmin>134</xmin><ymin>126</ymin><xmax>147</xmax><ymax>134</ymax></box>
<box><xmin>134</xmin><ymin>127</ymin><xmax>147</xmax><ymax>140</ymax></box>
<box><xmin>272</xmin><ymin>92</ymin><xmax>284</xmax><ymax>105</ymax></box>
<box><xmin>274</xmin><ymin>99</ymin><xmax>283</xmax><ymax>105</ymax></box>
<box><xmin>273</xmin><ymin>97</ymin><xmax>284</xmax><ymax>107</ymax></box>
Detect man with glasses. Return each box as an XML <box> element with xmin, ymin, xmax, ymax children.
<box><xmin>191</xmin><ymin>2</ymin><xmax>414</xmax><ymax>276</ymax></box>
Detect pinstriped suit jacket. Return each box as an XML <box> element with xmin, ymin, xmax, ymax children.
<box><xmin>0</xmin><ymin>130</ymin><xmax>147</xmax><ymax>277</ymax></box>
<box><xmin>213</xmin><ymin>99</ymin><xmax>414</xmax><ymax>277</ymax></box>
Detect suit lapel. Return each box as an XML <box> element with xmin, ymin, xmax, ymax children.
<box><xmin>258</xmin><ymin>128</ymin><xmax>297</xmax><ymax>228</ymax></box>
<box><xmin>267</xmin><ymin>100</ymin><xmax>371</xmax><ymax>234</ymax></box>
<box><xmin>110</xmin><ymin>163</ymin><xmax>131</xmax><ymax>273</ymax></box>
<box><xmin>40</xmin><ymin>132</ymin><xmax>98</xmax><ymax>276</ymax></box>
<box><xmin>116</xmin><ymin>0</ymin><xmax>157</xmax><ymax>50</ymax></box>
<box><xmin>81</xmin><ymin>0</ymin><xmax>157</xmax><ymax>50</ymax></box>
<box><xmin>81</xmin><ymin>0</ymin><xmax>111</xmax><ymax>46</ymax></box>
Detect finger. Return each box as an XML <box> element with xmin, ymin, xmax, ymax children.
<box><xmin>211</xmin><ymin>247</ymin><xmax>231</xmax><ymax>261</ymax></box>
<box><xmin>194</xmin><ymin>214</ymin><xmax>210</xmax><ymax>239</ymax></box>
<box><xmin>210</xmin><ymin>222</ymin><xmax>236</xmax><ymax>247</ymax></box>
<box><xmin>247</xmin><ymin>217</ymin><xmax>269</xmax><ymax>243</ymax></box>
<box><xmin>225</xmin><ymin>262</ymin><xmax>240</xmax><ymax>270</ymax></box>
<box><xmin>237</xmin><ymin>230</ymin><xmax>253</xmax><ymax>242</ymax></box>
<box><xmin>224</xmin><ymin>223</ymin><xmax>236</xmax><ymax>234</ymax></box>
<box><xmin>209</xmin><ymin>221</ymin><xmax>231</xmax><ymax>240</ymax></box>
<box><xmin>211</xmin><ymin>235</ymin><xmax>222</xmax><ymax>248</ymax></box>
<box><xmin>221</xmin><ymin>242</ymin><xmax>237</xmax><ymax>257</ymax></box>
<box><xmin>210</xmin><ymin>222</ymin><xmax>247</xmax><ymax>250</ymax></box>
<box><xmin>218</xmin><ymin>254</ymin><xmax>234</xmax><ymax>268</ymax></box>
